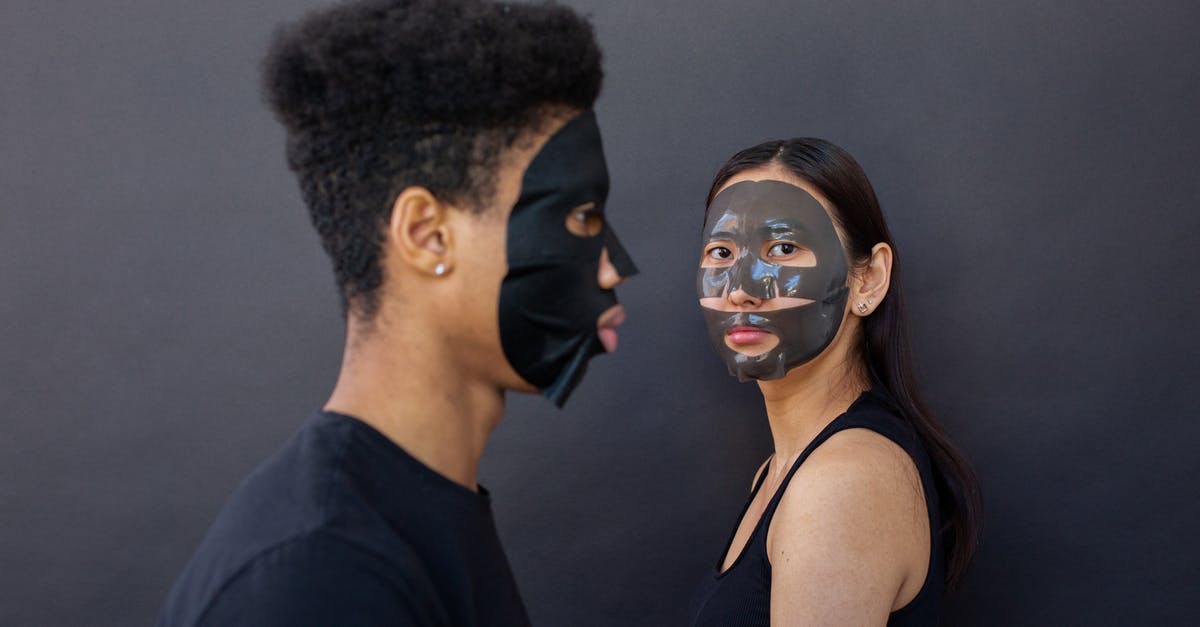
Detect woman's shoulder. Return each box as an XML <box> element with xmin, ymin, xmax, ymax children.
<box><xmin>765</xmin><ymin>427</ymin><xmax>930</xmax><ymax>618</ymax></box>
<box><xmin>775</xmin><ymin>426</ymin><xmax>925</xmax><ymax>525</ymax></box>
<box><xmin>773</xmin><ymin>388</ymin><xmax>926</xmax><ymax>528</ymax></box>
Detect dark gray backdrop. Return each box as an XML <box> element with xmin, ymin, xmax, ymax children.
<box><xmin>3</xmin><ymin>1</ymin><xmax>1198</xmax><ymax>625</ymax></box>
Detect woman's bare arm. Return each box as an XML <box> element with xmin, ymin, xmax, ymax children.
<box><xmin>767</xmin><ymin>429</ymin><xmax>930</xmax><ymax>626</ymax></box>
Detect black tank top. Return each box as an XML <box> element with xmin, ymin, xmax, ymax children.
<box><xmin>689</xmin><ymin>387</ymin><xmax>945</xmax><ymax>626</ymax></box>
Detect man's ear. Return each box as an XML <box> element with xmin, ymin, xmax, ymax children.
<box><xmin>387</xmin><ymin>186</ymin><xmax>454</xmax><ymax>277</ymax></box>
<box><xmin>852</xmin><ymin>242</ymin><xmax>893</xmax><ymax>317</ymax></box>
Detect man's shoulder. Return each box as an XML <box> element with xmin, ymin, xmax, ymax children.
<box><xmin>204</xmin><ymin>411</ymin><xmax>405</xmax><ymax>549</ymax></box>
<box><xmin>159</xmin><ymin>414</ymin><xmax>448</xmax><ymax>626</ymax></box>
<box><xmin>195</xmin><ymin>416</ymin><xmax>354</xmax><ymax>558</ymax></box>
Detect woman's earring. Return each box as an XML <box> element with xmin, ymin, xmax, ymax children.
<box><xmin>434</xmin><ymin>263</ymin><xmax>446</xmax><ymax>276</ymax></box>
<box><xmin>857</xmin><ymin>302</ymin><xmax>869</xmax><ymax>314</ymax></box>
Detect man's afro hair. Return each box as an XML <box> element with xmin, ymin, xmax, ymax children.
<box><xmin>262</xmin><ymin>0</ymin><xmax>604</xmax><ymax>317</ymax></box>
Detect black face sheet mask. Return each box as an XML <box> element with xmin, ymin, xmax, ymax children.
<box><xmin>499</xmin><ymin>111</ymin><xmax>638</xmax><ymax>406</ymax></box>
<box><xmin>697</xmin><ymin>180</ymin><xmax>849</xmax><ymax>381</ymax></box>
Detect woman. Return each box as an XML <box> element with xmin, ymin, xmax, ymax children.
<box><xmin>690</xmin><ymin>138</ymin><xmax>981</xmax><ymax>626</ymax></box>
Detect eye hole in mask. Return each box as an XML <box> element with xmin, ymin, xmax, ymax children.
<box><xmin>703</xmin><ymin>241</ymin><xmax>817</xmax><ymax>270</ymax></box>
<box><xmin>565</xmin><ymin>202</ymin><xmax>604</xmax><ymax>238</ymax></box>
<box><xmin>764</xmin><ymin>241</ymin><xmax>817</xmax><ymax>266</ymax></box>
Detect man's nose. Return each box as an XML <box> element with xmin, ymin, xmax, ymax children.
<box><xmin>598</xmin><ymin>248</ymin><xmax>626</xmax><ymax>290</ymax></box>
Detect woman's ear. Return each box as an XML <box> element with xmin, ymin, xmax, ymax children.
<box><xmin>387</xmin><ymin>186</ymin><xmax>454</xmax><ymax>278</ymax></box>
<box><xmin>852</xmin><ymin>243</ymin><xmax>892</xmax><ymax>317</ymax></box>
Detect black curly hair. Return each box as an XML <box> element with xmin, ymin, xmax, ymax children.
<box><xmin>262</xmin><ymin>0</ymin><xmax>604</xmax><ymax>317</ymax></box>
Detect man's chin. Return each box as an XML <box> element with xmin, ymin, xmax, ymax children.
<box><xmin>504</xmin><ymin>375</ymin><xmax>540</xmax><ymax>395</ymax></box>
<box><xmin>597</xmin><ymin>327</ymin><xmax>619</xmax><ymax>353</ymax></box>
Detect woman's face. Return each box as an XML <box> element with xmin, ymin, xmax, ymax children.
<box><xmin>697</xmin><ymin>166</ymin><xmax>851</xmax><ymax>381</ymax></box>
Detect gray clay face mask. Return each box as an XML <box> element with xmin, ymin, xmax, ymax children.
<box><xmin>697</xmin><ymin>180</ymin><xmax>850</xmax><ymax>381</ymax></box>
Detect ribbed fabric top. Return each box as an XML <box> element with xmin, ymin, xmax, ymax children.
<box><xmin>689</xmin><ymin>387</ymin><xmax>945</xmax><ymax>626</ymax></box>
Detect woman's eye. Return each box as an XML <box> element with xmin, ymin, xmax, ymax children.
<box><xmin>707</xmin><ymin>247</ymin><xmax>733</xmax><ymax>261</ymax></box>
<box><xmin>768</xmin><ymin>242</ymin><xmax>798</xmax><ymax>257</ymax></box>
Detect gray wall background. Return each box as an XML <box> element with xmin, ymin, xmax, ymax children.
<box><xmin>3</xmin><ymin>1</ymin><xmax>1198</xmax><ymax>625</ymax></box>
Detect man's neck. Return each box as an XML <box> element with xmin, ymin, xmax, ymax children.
<box><xmin>323</xmin><ymin>312</ymin><xmax>505</xmax><ymax>492</ymax></box>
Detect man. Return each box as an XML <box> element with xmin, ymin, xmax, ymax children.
<box><xmin>157</xmin><ymin>0</ymin><xmax>636</xmax><ymax>624</ymax></box>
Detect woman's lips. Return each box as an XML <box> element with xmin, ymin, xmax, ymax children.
<box><xmin>596</xmin><ymin>305</ymin><xmax>626</xmax><ymax>353</ymax></box>
<box><xmin>726</xmin><ymin>325</ymin><xmax>773</xmax><ymax>346</ymax></box>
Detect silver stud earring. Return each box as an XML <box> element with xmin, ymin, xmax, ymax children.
<box><xmin>434</xmin><ymin>263</ymin><xmax>446</xmax><ymax>276</ymax></box>
<box><xmin>857</xmin><ymin>302</ymin><xmax>869</xmax><ymax>314</ymax></box>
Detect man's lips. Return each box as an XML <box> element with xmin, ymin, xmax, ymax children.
<box><xmin>596</xmin><ymin>304</ymin><xmax>626</xmax><ymax>353</ymax></box>
<box><xmin>726</xmin><ymin>325</ymin><xmax>773</xmax><ymax>346</ymax></box>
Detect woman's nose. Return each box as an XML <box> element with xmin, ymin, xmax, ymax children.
<box><xmin>597</xmin><ymin>248</ymin><xmax>626</xmax><ymax>290</ymax></box>
<box><xmin>728</xmin><ymin>288</ymin><xmax>762</xmax><ymax>308</ymax></box>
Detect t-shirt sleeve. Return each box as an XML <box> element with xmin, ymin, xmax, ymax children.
<box><xmin>196</xmin><ymin>531</ymin><xmax>449</xmax><ymax>627</ymax></box>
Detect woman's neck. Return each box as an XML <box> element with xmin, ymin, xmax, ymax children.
<box><xmin>757</xmin><ymin>343</ymin><xmax>869</xmax><ymax>463</ymax></box>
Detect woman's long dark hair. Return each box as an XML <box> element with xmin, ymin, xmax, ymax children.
<box><xmin>707</xmin><ymin>138</ymin><xmax>982</xmax><ymax>588</ymax></box>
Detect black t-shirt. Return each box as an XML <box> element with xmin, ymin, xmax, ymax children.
<box><xmin>157</xmin><ymin>411</ymin><xmax>530</xmax><ymax>626</ymax></box>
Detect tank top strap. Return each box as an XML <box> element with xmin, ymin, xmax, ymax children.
<box><xmin>758</xmin><ymin>389</ymin><xmax>906</xmax><ymax>527</ymax></box>
<box><xmin>833</xmin><ymin>391</ymin><xmax>926</xmax><ymax>466</ymax></box>
<box><xmin>749</xmin><ymin>454</ymin><xmax>773</xmax><ymax>496</ymax></box>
